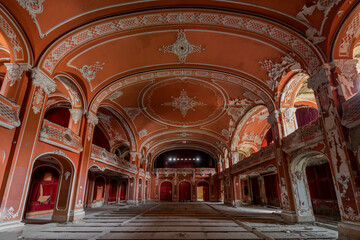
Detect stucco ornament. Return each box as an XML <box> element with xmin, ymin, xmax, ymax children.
<box><xmin>4</xmin><ymin>63</ymin><xmax>29</xmax><ymax>86</ymax></box>
<box><xmin>69</xmin><ymin>109</ymin><xmax>84</xmax><ymax>124</ymax></box>
<box><xmin>76</xmin><ymin>62</ymin><xmax>105</xmax><ymax>85</ymax></box>
<box><xmin>161</xmin><ymin>89</ymin><xmax>206</xmax><ymax>117</ymax></box>
<box><xmin>159</xmin><ymin>29</ymin><xmax>205</xmax><ymax>63</ymax></box>
<box><xmin>259</xmin><ymin>54</ymin><xmax>301</xmax><ymax>91</ymax></box>
<box><xmin>296</xmin><ymin>0</ymin><xmax>341</xmax><ymax>44</ymax></box>
<box><xmin>2</xmin><ymin>207</ymin><xmax>18</xmax><ymax>220</ymax></box>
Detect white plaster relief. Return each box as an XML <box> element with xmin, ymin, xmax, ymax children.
<box><xmin>139</xmin><ymin>129</ymin><xmax>147</xmax><ymax>140</ymax></box>
<box><xmin>296</xmin><ymin>0</ymin><xmax>341</xmax><ymax>44</ymax></box>
<box><xmin>259</xmin><ymin>54</ymin><xmax>301</xmax><ymax>91</ymax></box>
<box><xmin>17</xmin><ymin>0</ymin><xmax>45</xmax><ymax>38</ymax></box>
<box><xmin>32</xmin><ymin>68</ymin><xmax>57</xmax><ymax>95</ymax></box>
<box><xmin>124</xmin><ymin>108</ymin><xmax>141</xmax><ymax>121</ymax></box>
<box><xmin>69</xmin><ymin>109</ymin><xmax>84</xmax><ymax>124</ymax></box>
<box><xmin>4</xmin><ymin>63</ymin><xmax>29</xmax><ymax>86</ymax></box>
<box><xmin>161</xmin><ymin>89</ymin><xmax>206</xmax><ymax>118</ymax></box>
<box><xmin>159</xmin><ymin>29</ymin><xmax>205</xmax><ymax>63</ymax></box>
<box><xmin>108</xmin><ymin>91</ymin><xmax>123</xmax><ymax>101</ymax></box>
<box><xmin>59</xmin><ymin>78</ymin><xmax>82</xmax><ymax>108</ymax></box>
<box><xmin>75</xmin><ymin>62</ymin><xmax>105</xmax><ymax>90</ymax></box>
<box><xmin>1</xmin><ymin>206</ymin><xmax>18</xmax><ymax>220</ymax></box>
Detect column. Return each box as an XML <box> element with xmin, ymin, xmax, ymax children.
<box><xmin>308</xmin><ymin>64</ymin><xmax>360</xmax><ymax>239</ymax></box>
<box><xmin>0</xmin><ymin>68</ymin><xmax>56</xmax><ymax>224</ymax></box>
<box><xmin>69</xmin><ymin>109</ymin><xmax>84</xmax><ymax>134</ymax></box>
<box><xmin>68</xmin><ymin>111</ymin><xmax>98</xmax><ymax>221</ymax></box>
<box><xmin>268</xmin><ymin>110</ymin><xmax>297</xmax><ymax>222</ymax></box>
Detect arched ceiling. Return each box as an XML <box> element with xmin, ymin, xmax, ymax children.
<box><xmin>1</xmin><ymin>0</ymin><xmax>358</xmax><ymax>163</ymax></box>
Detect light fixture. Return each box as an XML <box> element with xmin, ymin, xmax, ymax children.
<box><xmin>169</xmin><ymin>158</ymin><xmax>172</xmax><ymax>161</ymax></box>
<box><xmin>196</xmin><ymin>157</ymin><xmax>200</xmax><ymax>161</ymax></box>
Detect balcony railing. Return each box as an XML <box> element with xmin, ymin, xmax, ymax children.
<box><xmin>39</xmin><ymin>119</ymin><xmax>83</xmax><ymax>153</ymax></box>
<box><xmin>342</xmin><ymin>92</ymin><xmax>360</xmax><ymax>128</ymax></box>
<box><xmin>91</xmin><ymin>144</ymin><xmax>137</xmax><ymax>174</ymax></box>
<box><xmin>0</xmin><ymin>95</ymin><xmax>21</xmax><ymax>129</ymax></box>
<box><xmin>282</xmin><ymin>118</ymin><xmax>323</xmax><ymax>153</ymax></box>
<box><xmin>231</xmin><ymin>144</ymin><xmax>275</xmax><ymax>174</ymax></box>
<box><xmin>155</xmin><ymin>168</ymin><xmax>216</xmax><ymax>176</ymax></box>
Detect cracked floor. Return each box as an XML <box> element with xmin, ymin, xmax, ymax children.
<box><xmin>0</xmin><ymin>202</ymin><xmax>338</xmax><ymax>240</ymax></box>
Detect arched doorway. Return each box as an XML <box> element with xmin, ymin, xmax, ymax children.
<box><xmin>179</xmin><ymin>181</ymin><xmax>191</xmax><ymax>201</ymax></box>
<box><xmin>197</xmin><ymin>182</ymin><xmax>209</xmax><ymax>201</ymax></box>
<box><xmin>108</xmin><ymin>179</ymin><xmax>118</xmax><ymax>203</ymax></box>
<box><xmin>138</xmin><ymin>178</ymin><xmax>143</xmax><ymax>202</ymax></box>
<box><xmin>120</xmin><ymin>181</ymin><xmax>127</xmax><ymax>201</ymax></box>
<box><xmin>145</xmin><ymin>180</ymin><xmax>148</xmax><ymax>200</ymax></box>
<box><xmin>92</xmin><ymin>176</ymin><xmax>106</xmax><ymax>208</ymax></box>
<box><xmin>24</xmin><ymin>153</ymin><xmax>75</xmax><ymax>222</ymax></box>
<box><xmin>25</xmin><ymin>166</ymin><xmax>59</xmax><ymax>219</ymax></box>
<box><xmin>160</xmin><ymin>181</ymin><xmax>172</xmax><ymax>201</ymax></box>
<box><xmin>290</xmin><ymin>152</ymin><xmax>340</xmax><ymax>222</ymax></box>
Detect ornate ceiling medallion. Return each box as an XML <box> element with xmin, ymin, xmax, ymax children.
<box><xmin>161</xmin><ymin>89</ymin><xmax>206</xmax><ymax>117</ymax></box>
<box><xmin>159</xmin><ymin>30</ymin><xmax>204</xmax><ymax>63</ymax></box>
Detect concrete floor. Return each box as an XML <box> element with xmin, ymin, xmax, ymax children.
<box><xmin>0</xmin><ymin>202</ymin><xmax>338</xmax><ymax>240</ymax></box>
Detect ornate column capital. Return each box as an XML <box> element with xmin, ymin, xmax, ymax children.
<box><xmin>267</xmin><ymin>109</ymin><xmax>280</xmax><ymax>125</ymax></box>
<box><xmin>307</xmin><ymin>64</ymin><xmax>331</xmax><ymax>91</ymax></box>
<box><xmin>280</xmin><ymin>107</ymin><xmax>297</xmax><ymax>119</ymax></box>
<box><xmin>69</xmin><ymin>109</ymin><xmax>84</xmax><ymax>124</ymax></box>
<box><xmin>86</xmin><ymin>111</ymin><xmax>98</xmax><ymax>126</ymax></box>
<box><xmin>31</xmin><ymin>68</ymin><xmax>56</xmax><ymax>94</ymax></box>
<box><xmin>4</xmin><ymin>63</ymin><xmax>30</xmax><ymax>86</ymax></box>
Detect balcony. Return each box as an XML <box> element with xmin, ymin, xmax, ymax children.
<box><xmin>155</xmin><ymin>168</ymin><xmax>216</xmax><ymax>177</ymax></box>
<box><xmin>282</xmin><ymin>118</ymin><xmax>323</xmax><ymax>153</ymax></box>
<box><xmin>39</xmin><ymin>119</ymin><xmax>83</xmax><ymax>153</ymax></box>
<box><xmin>342</xmin><ymin>92</ymin><xmax>360</xmax><ymax>129</ymax></box>
<box><xmin>0</xmin><ymin>95</ymin><xmax>21</xmax><ymax>129</ymax></box>
<box><xmin>91</xmin><ymin>144</ymin><xmax>137</xmax><ymax>174</ymax></box>
<box><xmin>231</xmin><ymin>144</ymin><xmax>275</xmax><ymax>175</ymax></box>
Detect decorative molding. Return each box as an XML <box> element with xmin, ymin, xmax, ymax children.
<box><xmin>138</xmin><ymin>129</ymin><xmax>147</xmax><ymax>140</ymax></box>
<box><xmin>0</xmin><ymin>94</ymin><xmax>21</xmax><ymax>129</ymax></box>
<box><xmin>307</xmin><ymin>64</ymin><xmax>331</xmax><ymax>91</ymax></box>
<box><xmin>31</xmin><ymin>68</ymin><xmax>56</xmax><ymax>94</ymax></box>
<box><xmin>75</xmin><ymin>62</ymin><xmax>105</xmax><ymax>89</ymax></box>
<box><xmin>17</xmin><ymin>0</ymin><xmax>45</xmax><ymax>38</ymax></box>
<box><xmin>4</xmin><ymin>63</ymin><xmax>29</xmax><ymax>86</ymax></box>
<box><xmin>161</xmin><ymin>89</ymin><xmax>206</xmax><ymax>117</ymax></box>
<box><xmin>32</xmin><ymin>87</ymin><xmax>44</xmax><ymax>114</ymax></box>
<box><xmin>296</xmin><ymin>0</ymin><xmax>341</xmax><ymax>44</ymax></box>
<box><xmin>159</xmin><ymin>29</ymin><xmax>204</xmax><ymax>63</ymax></box>
<box><xmin>87</xmin><ymin>111</ymin><xmax>99</xmax><ymax>126</ymax></box>
<box><xmin>40</xmin><ymin>119</ymin><xmax>83</xmax><ymax>153</ymax></box>
<box><xmin>259</xmin><ymin>54</ymin><xmax>301</xmax><ymax>91</ymax></box>
<box><xmin>124</xmin><ymin>108</ymin><xmax>141</xmax><ymax>121</ymax></box>
<box><xmin>69</xmin><ymin>109</ymin><xmax>84</xmax><ymax>124</ymax></box>
<box><xmin>42</xmin><ymin>10</ymin><xmax>321</xmax><ymax>74</ymax></box>
<box><xmin>64</xmin><ymin>171</ymin><xmax>71</xmax><ymax>180</ymax></box>
<box><xmin>51</xmin><ymin>149</ymin><xmax>67</xmax><ymax>157</ymax></box>
<box><xmin>0</xmin><ymin>9</ymin><xmax>23</xmax><ymax>60</ymax></box>
<box><xmin>339</xmin><ymin>10</ymin><xmax>360</xmax><ymax>57</ymax></box>
<box><xmin>108</xmin><ymin>91</ymin><xmax>123</xmax><ymax>101</ymax></box>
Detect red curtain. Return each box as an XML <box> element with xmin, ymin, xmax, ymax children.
<box><xmin>108</xmin><ymin>180</ymin><xmax>117</xmax><ymax>202</ymax></box>
<box><xmin>26</xmin><ymin>167</ymin><xmax>59</xmax><ymax>214</ymax></box>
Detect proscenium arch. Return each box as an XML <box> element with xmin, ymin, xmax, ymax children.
<box><xmin>38</xmin><ymin>9</ymin><xmax>323</xmax><ymax>76</ymax></box>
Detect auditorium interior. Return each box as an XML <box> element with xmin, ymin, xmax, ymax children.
<box><xmin>0</xmin><ymin>0</ymin><xmax>360</xmax><ymax>239</ymax></box>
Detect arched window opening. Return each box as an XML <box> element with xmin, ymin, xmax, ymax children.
<box><xmin>44</xmin><ymin>107</ymin><xmax>71</xmax><ymax>128</ymax></box>
<box><xmin>295</xmin><ymin>107</ymin><xmax>319</xmax><ymax>128</ymax></box>
<box><xmin>93</xmin><ymin>125</ymin><xmax>110</xmax><ymax>151</ymax></box>
<box><xmin>261</xmin><ymin>128</ymin><xmax>273</xmax><ymax>147</ymax></box>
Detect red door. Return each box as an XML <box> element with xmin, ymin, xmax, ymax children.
<box><xmin>197</xmin><ymin>182</ymin><xmax>209</xmax><ymax>201</ymax></box>
<box><xmin>26</xmin><ymin>167</ymin><xmax>59</xmax><ymax>217</ymax></box>
<box><xmin>108</xmin><ymin>180</ymin><xmax>117</xmax><ymax>202</ymax></box>
<box><xmin>179</xmin><ymin>181</ymin><xmax>191</xmax><ymax>201</ymax></box>
<box><xmin>120</xmin><ymin>182</ymin><xmax>127</xmax><ymax>201</ymax></box>
<box><xmin>160</xmin><ymin>182</ymin><xmax>172</xmax><ymax>201</ymax></box>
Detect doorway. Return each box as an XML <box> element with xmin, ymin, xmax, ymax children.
<box><xmin>197</xmin><ymin>182</ymin><xmax>209</xmax><ymax>201</ymax></box>
<box><xmin>179</xmin><ymin>181</ymin><xmax>191</xmax><ymax>201</ymax></box>
<box><xmin>160</xmin><ymin>181</ymin><xmax>172</xmax><ymax>201</ymax></box>
<box><xmin>251</xmin><ymin>177</ymin><xmax>261</xmax><ymax>205</ymax></box>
